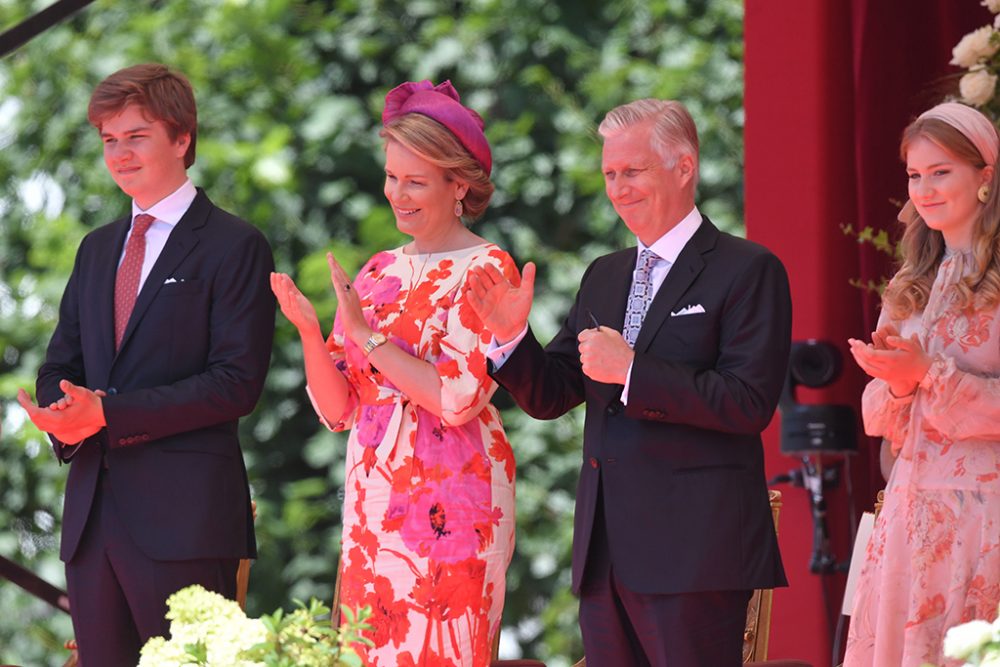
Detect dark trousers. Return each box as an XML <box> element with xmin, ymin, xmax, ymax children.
<box><xmin>579</xmin><ymin>483</ymin><xmax>751</xmax><ymax>667</ymax></box>
<box><xmin>66</xmin><ymin>471</ymin><xmax>238</xmax><ymax>667</ymax></box>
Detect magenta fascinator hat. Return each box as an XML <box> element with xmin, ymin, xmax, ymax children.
<box><xmin>382</xmin><ymin>80</ymin><xmax>492</xmax><ymax>174</ymax></box>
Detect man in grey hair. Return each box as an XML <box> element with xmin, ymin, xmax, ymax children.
<box><xmin>466</xmin><ymin>98</ymin><xmax>791</xmax><ymax>665</ymax></box>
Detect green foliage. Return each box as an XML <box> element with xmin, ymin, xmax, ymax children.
<box><xmin>841</xmin><ymin>222</ymin><xmax>902</xmax><ymax>295</ymax></box>
<box><xmin>0</xmin><ymin>0</ymin><xmax>744</xmax><ymax>664</ymax></box>
<box><xmin>242</xmin><ymin>599</ymin><xmax>373</xmax><ymax>667</ymax></box>
<box><xmin>137</xmin><ymin>584</ymin><xmax>370</xmax><ymax>667</ymax></box>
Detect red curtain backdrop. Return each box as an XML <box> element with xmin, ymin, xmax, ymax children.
<box><xmin>745</xmin><ymin>1</ymin><xmax>987</xmax><ymax>665</ymax></box>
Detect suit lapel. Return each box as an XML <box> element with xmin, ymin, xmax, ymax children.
<box><xmin>595</xmin><ymin>250</ymin><xmax>635</xmax><ymax>334</ymax></box>
<box><xmin>115</xmin><ymin>191</ymin><xmax>210</xmax><ymax>357</ymax></box>
<box><xmin>634</xmin><ymin>217</ymin><xmax>718</xmax><ymax>352</ymax></box>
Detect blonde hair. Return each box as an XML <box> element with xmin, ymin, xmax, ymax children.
<box><xmin>379</xmin><ymin>114</ymin><xmax>494</xmax><ymax>221</ymax></box>
<box><xmin>883</xmin><ymin>117</ymin><xmax>1000</xmax><ymax>319</ymax></box>
<box><xmin>598</xmin><ymin>99</ymin><xmax>700</xmax><ymax>187</ymax></box>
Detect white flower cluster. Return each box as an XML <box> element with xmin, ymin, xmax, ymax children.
<box><xmin>951</xmin><ymin>6</ymin><xmax>1000</xmax><ymax>108</ymax></box>
<box><xmin>138</xmin><ymin>585</ymin><xmax>267</xmax><ymax>667</ymax></box>
<box><xmin>943</xmin><ymin>605</ymin><xmax>1000</xmax><ymax>667</ymax></box>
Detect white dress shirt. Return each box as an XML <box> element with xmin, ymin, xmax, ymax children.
<box><xmin>122</xmin><ymin>179</ymin><xmax>198</xmax><ymax>290</ymax></box>
<box><xmin>487</xmin><ymin>206</ymin><xmax>703</xmax><ymax>404</ymax></box>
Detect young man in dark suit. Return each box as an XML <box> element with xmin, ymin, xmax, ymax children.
<box><xmin>466</xmin><ymin>99</ymin><xmax>791</xmax><ymax>666</ymax></box>
<box><xmin>18</xmin><ymin>63</ymin><xmax>274</xmax><ymax>666</ymax></box>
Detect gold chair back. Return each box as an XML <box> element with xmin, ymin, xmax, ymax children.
<box><xmin>742</xmin><ymin>489</ymin><xmax>782</xmax><ymax>662</ymax></box>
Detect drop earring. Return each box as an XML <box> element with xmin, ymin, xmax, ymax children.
<box><xmin>979</xmin><ymin>185</ymin><xmax>990</xmax><ymax>203</ymax></box>
<box><xmin>454</xmin><ymin>199</ymin><xmax>464</xmax><ymax>217</ymax></box>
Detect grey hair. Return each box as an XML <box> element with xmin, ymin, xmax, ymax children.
<box><xmin>598</xmin><ymin>99</ymin><xmax>700</xmax><ymax>187</ymax></box>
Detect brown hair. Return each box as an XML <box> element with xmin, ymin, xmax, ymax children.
<box><xmin>379</xmin><ymin>114</ymin><xmax>494</xmax><ymax>221</ymax></box>
<box><xmin>88</xmin><ymin>63</ymin><xmax>198</xmax><ymax>168</ymax></box>
<box><xmin>883</xmin><ymin>117</ymin><xmax>1000</xmax><ymax>319</ymax></box>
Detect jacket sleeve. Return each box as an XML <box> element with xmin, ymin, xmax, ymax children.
<box><xmin>36</xmin><ymin>234</ymin><xmax>97</xmax><ymax>461</ymax></box>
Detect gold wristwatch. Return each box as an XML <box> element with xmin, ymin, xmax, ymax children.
<box><xmin>363</xmin><ymin>332</ymin><xmax>388</xmax><ymax>356</ymax></box>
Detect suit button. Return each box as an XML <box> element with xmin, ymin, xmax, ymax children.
<box><xmin>107</xmin><ymin>387</ymin><xmax>118</xmax><ymax>395</ymax></box>
<box><xmin>606</xmin><ymin>403</ymin><xmax>620</xmax><ymax>416</ymax></box>
<box><xmin>589</xmin><ymin>457</ymin><xmax>599</xmax><ymax>469</ymax></box>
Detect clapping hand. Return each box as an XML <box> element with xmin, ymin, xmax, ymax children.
<box><xmin>17</xmin><ymin>380</ymin><xmax>107</xmax><ymax>444</ymax></box>
<box><xmin>465</xmin><ymin>262</ymin><xmax>536</xmax><ymax>344</ymax></box>
<box><xmin>326</xmin><ymin>253</ymin><xmax>371</xmax><ymax>347</ymax></box>
<box><xmin>270</xmin><ymin>272</ymin><xmax>322</xmax><ymax>338</ymax></box>
<box><xmin>848</xmin><ymin>324</ymin><xmax>931</xmax><ymax>397</ymax></box>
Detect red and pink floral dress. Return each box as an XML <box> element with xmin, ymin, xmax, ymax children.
<box><xmin>310</xmin><ymin>243</ymin><xmax>517</xmax><ymax>667</ymax></box>
<box><xmin>846</xmin><ymin>250</ymin><xmax>1000</xmax><ymax>667</ymax></box>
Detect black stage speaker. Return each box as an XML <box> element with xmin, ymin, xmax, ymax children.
<box><xmin>779</xmin><ymin>340</ymin><xmax>858</xmax><ymax>455</ymax></box>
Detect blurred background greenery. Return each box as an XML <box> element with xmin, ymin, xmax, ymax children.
<box><xmin>0</xmin><ymin>0</ymin><xmax>744</xmax><ymax>664</ymax></box>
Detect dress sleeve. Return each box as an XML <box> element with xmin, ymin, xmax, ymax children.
<box><xmin>307</xmin><ymin>303</ymin><xmax>360</xmax><ymax>433</ymax></box>
<box><xmin>916</xmin><ymin>351</ymin><xmax>1000</xmax><ymax>441</ymax></box>
<box><xmin>436</xmin><ymin>247</ymin><xmax>517</xmax><ymax>426</ymax></box>
<box><xmin>859</xmin><ymin>309</ymin><xmax>916</xmax><ymax>452</ymax></box>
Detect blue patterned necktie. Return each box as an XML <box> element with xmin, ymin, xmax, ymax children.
<box><xmin>623</xmin><ymin>248</ymin><xmax>662</xmax><ymax>348</ymax></box>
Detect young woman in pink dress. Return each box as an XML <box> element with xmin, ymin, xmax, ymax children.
<box><xmin>271</xmin><ymin>80</ymin><xmax>518</xmax><ymax>667</ymax></box>
<box><xmin>846</xmin><ymin>102</ymin><xmax>1000</xmax><ymax>666</ymax></box>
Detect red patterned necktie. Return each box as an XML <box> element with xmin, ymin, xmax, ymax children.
<box><xmin>114</xmin><ymin>214</ymin><xmax>155</xmax><ymax>350</ymax></box>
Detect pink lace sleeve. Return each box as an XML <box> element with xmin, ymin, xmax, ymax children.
<box><xmin>435</xmin><ymin>249</ymin><xmax>515</xmax><ymax>426</ymax></box>
<box><xmin>861</xmin><ymin>378</ymin><xmax>915</xmax><ymax>453</ymax></box>
<box><xmin>918</xmin><ymin>353</ymin><xmax>1000</xmax><ymax>441</ymax></box>
<box><xmin>859</xmin><ymin>308</ymin><xmax>916</xmax><ymax>452</ymax></box>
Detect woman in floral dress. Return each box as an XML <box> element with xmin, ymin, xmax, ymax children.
<box><xmin>271</xmin><ymin>80</ymin><xmax>518</xmax><ymax>667</ymax></box>
<box><xmin>846</xmin><ymin>102</ymin><xmax>1000</xmax><ymax>666</ymax></box>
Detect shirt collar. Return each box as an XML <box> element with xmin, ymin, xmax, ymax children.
<box><xmin>639</xmin><ymin>206</ymin><xmax>702</xmax><ymax>264</ymax></box>
<box><xmin>130</xmin><ymin>179</ymin><xmax>197</xmax><ymax>226</ymax></box>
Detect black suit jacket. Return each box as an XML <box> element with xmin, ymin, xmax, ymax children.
<box><xmin>493</xmin><ymin>216</ymin><xmax>790</xmax><ymax>595</ymax></box>
<box><xmin>37</xmin><ymin>190</ymin><xmax>275</xmax><ymax>563</ymax></box>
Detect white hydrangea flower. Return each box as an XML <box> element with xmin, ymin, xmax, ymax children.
<box><xmin>961</xmin><ymin>67</ymin><xmax>999</xmax><ymax>106</ymax></box>
<box><xmin>952</xmin><ymin>25</ymin><xmax>1000</xmax><ymax>68</ymax></box>
<box><xmin>984</xmin><ymin>0</ymin><xmax>1000</xmax><ymax>14</ymax></box>
<box><xmin>944</xmin><ymin>619</ymin><xmax>997</xmax><ymax>660</ymax></box>
<box><xmin>138</xmin><ymin>636</ymin><xmax>198</xmax><ymax>666</ymax></box>
<box><xmin>980</xmin><ymin>648</ymin><xmax>1000</xmax><ymax>667</ymax></box>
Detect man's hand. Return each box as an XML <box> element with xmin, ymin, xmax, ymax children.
<box><xmin>465</xmin><ymin>262</ymin><xmax>536</xmax><ymax>344</ymax></box>
<box><xmin>17</xmin><ymin>380</ymin><xmax>107</xmax><ymax>444</ymax></box>
<box><xmin>578</xmin><ymin>326</ymin><xmax>634</xmax><ymax>385</ymax></box>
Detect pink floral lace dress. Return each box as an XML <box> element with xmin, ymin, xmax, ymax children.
<box><xmin>310</xmin><ymin>243</ymin><xmax>518</xmax><ymax>667</ymax></box>
<box><xmin>846</xmin><ymin>251</ymin><xmax>1000</xmax><ymax>667</ymax></box>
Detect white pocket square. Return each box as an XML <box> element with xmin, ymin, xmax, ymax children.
<box><xmin>670</xmin><ymin>304</ymin><xmax>705</xmax><ymax>317</ymax></box>
<box><xmin>164</xmin><ymin>277</ymin><xmax>178</xmax><ymax>284</ymax></box>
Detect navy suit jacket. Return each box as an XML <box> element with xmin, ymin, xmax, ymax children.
<box><xmin>493</xmin><ymin>216</ymin><xmax>790</xmax><ymax>595</ymax></box>
<box><xmin>37</xmin><ymin>190</ymin><xmax>275</xmax><ymax>563</ymax></box>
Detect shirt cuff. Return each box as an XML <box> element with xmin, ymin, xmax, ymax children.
<box><xmin>486</xmin><ymin>325</ymin><xmax>529</xmax><ymax>369</ymax></box>
<box><xmin>60</xmin><ymin>440</ymin><xmax>85</xmax><ymax>461</ymax></box>
<box><xmin>621</xmin><ymin>359</ymin><xmax>635</xmax><ymax>405</ymax></box>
